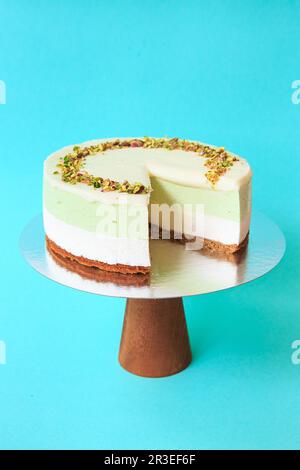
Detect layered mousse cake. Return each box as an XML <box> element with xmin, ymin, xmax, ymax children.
<box><xmin>43</xmin><ymin>137</ymin><xmax>252</xmax><ymax>274</ymax></box>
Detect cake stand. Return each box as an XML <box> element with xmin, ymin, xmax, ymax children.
<box><xmin>20</xmin><ymin>211</ymin><xmax>285</xmax><ymax>378</ymax></box>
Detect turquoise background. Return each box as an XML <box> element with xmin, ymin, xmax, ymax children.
<box><xmin>0</xmin><ymin>0</ymin><xmax>299</xmax><ymax>450</ymax></box>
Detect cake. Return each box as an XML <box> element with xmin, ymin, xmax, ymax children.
<box><xmin>43</xmin><ymin>137</ymin><xmax>252</xmax><ymax>274</ymax></box>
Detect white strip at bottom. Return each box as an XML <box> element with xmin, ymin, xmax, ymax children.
<box><xmin>157</xmin><ymin>208</ymin><xmax>248</xmax><ymax>245</ymax></box>
<box><xmin>43</xmin><ymin>208</ymin><xmax>151</xmax><ymax>267</ymax></box>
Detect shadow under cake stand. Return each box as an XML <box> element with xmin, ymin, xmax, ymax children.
<box><xmin>20</xmin><ymin>211</ymin><xmax>285</xmax><ymax>378</ymax></box>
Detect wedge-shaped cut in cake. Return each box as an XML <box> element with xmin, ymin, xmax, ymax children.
<box><xmin>43</xmin><ymin>137</ymin><xmax>252</xmax><ymax>274</ymax></box>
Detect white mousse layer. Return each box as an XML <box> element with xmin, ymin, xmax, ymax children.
<box><xmin>44</xmin><ymin>208</ymin><xmax>151</xmax><ymax>267</ymax></box>
<box><xmin>157</xmin><ymin>211</ymin><xmax>249</xmax><ymax>245</ymax></box>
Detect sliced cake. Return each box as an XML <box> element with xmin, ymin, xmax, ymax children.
<box><xmin>43</xmin><ymin>137</ymin><xmax>252</xmax><ymax>274</ymax></box>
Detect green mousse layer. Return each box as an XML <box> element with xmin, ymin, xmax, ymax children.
<box><xmin>150</xmin><ymin>177</ymin><xmax>241</xmax><ymax>221</ymax></box>
<box><xmin>44</xmin><ymin>178</ymin><xmax>149</xmax><ymax>239</ymax></box>
<box><xmin>44</xmin><ymin>176</ymin><xmax>247</xmax><ymax>238</ymax></box>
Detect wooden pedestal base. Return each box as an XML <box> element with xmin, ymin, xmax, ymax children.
<box><xmin>119</xmin><ymin>297</ymin><xmax>192</xmax><ymax>378</ymax></box>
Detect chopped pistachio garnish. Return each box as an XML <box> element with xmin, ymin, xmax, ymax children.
<box><xmin>55</xmin><ymin>137</ymin><xmax>238</xmax><ymax>191</ymax></box>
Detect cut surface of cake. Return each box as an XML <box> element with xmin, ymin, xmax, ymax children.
<box><xmin>43</xmin><ymin>137</ymin><xmax>252</xmax><ymax>274</ymax></box>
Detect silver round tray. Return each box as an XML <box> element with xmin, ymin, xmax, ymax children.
<box><xmin>20</xmin><ymin>211</ymin><xmax>285</xmax><ymax>299</ymax></box>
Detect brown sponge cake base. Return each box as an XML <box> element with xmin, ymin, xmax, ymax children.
<box><xmin>46</xmin><ymin>236</ymin><xmax>150</xmax><ymax>275</ymax></box>
<box><xmin>166</xmin><ymin>229</ymin><xmax>249</xmax><ymax>254</ymax></box>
